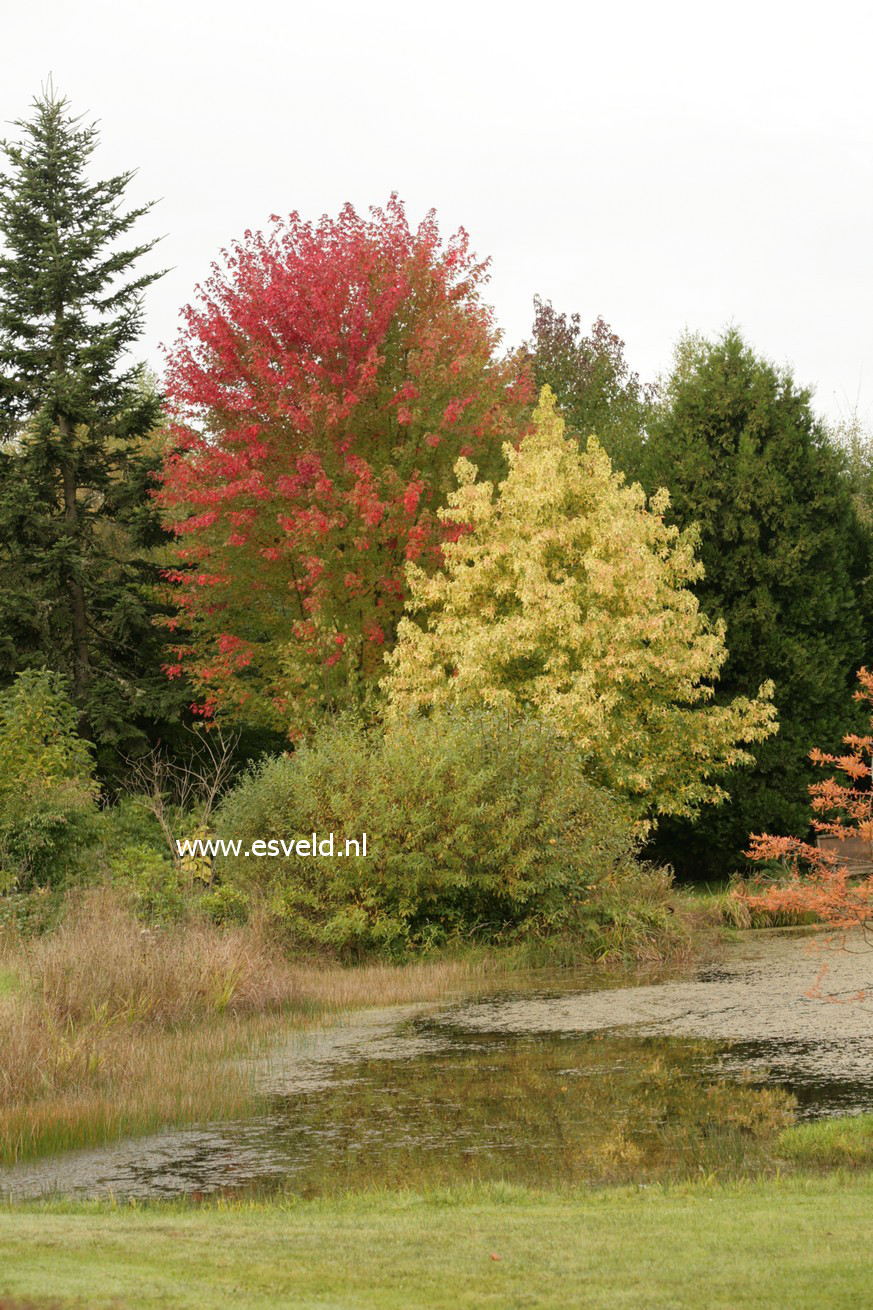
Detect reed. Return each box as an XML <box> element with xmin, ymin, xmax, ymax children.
<box><xmin>0</xmin><ymin>887</ymin><xmax>492</xmax><ymax>1166</ymax></box>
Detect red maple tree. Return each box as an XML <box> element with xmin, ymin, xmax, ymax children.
<box><xmin>741</xmin><ymin>668</ymin><xmax>873</xmax><ymax>935</ymax></box>
<box><xmin>158</xmin><ymin>196</ymin><xmax>532</xmax><ymax>728</ymax></box>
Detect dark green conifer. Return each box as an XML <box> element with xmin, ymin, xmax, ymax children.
<box><xmin>0</xmin><ymin>86</ymin><xmax>184</xmax><ymax>764</ymax></box>
<box><xmin>641</xmin><ymin>330</ymin><xmax>869</xmax><ymax>876</ymax></box>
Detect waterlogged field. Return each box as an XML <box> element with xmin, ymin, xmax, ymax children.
<box><xmin>3</xmin><ymin>929</ymin><xmax>872</xmax><ymax>1202</ymax></box>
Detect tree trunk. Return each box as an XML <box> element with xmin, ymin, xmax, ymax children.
<box><xmin>58</xmin><ymin>415</ymin><xmax>90</xmax><ymax>700</ymax></box>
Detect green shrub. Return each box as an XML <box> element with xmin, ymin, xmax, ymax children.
<box><xmin>94</xmin><ymin>795</ymin><xmax>171</xmax><ymax>862</ymax></box>
<box><xmin>0</xmin><ymin>670</ymin><xmax>99</xmax><ymax>889</ymax></box>
<box><xmin>90</xmin><ymin>797</ymin><xmax>252</xmax><ymax>927</ymax></box>
<box><xmin>214</xmin><ymin>709</ymin><xmax>663</xmax><ymax>957</ymax></box>
<box><xmin>199</xmin><ymin>884</ymin><xmax>250</xmax><ymax>926</ymax></box>
<box><xmin>0</xmin><ymin>885</ymin><xmax>65</xmax><ymax>937</ymax></box>
<box><xmin>107</xmin><ymin>843</ymin><xmax>185</xmax><ymax>924</ymax></box>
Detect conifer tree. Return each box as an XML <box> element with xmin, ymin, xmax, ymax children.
<box><xmin>0</xmin><ymin>86</ymin><xmax>182</xmax><ymax>762</ymax></box>
<box><xmin>640</xmin><ymin>330</ymin><xmax>869</xmax><ymax>875</ymax></box>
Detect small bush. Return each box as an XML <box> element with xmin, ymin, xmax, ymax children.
<box><xmin>200</xmin><ymin>884</ymin><xmax>250</xmax><ymax>926</ymax></box>
<box><xmin>0</xmin><ymin>671</ymin><xmax>99</xmax><ymax>889</ymax></box>
<box><xmin>214</xmin><ymin>709</ymin><xmax>670</xmax><ymax>957</ymax></box>
<box><xmin>94</xmin><ymin>795</ymin><xmax>170</xmax><ymax>862</ymax></box>
<box><xmin>0</xmin><ymin>886</ymin><xmax>64</xmax><ymax>939</ymax></box>
<box><xmin>107</xmin><ymin>844</ymin><xmax>185</xmax><ymax>924</ymax></box>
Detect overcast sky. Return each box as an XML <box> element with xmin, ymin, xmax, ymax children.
<box><xmin>4</xmin><ymin>0</ymin><xmax>871</xmax><ymax>423</ymax></box>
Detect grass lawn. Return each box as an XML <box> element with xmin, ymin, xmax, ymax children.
<box><xmin>1</xmin><ymin>1174</ymin><xmax>871</xmax><ymax>1309</ymax></box>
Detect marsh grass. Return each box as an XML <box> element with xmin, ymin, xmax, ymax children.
<box><xmin>0</xmin><ymin>888</ymin><xmax>497</xmax><ymax>1167</ymax></box>
<box><xmin>677</xmin><ymin>881</ymin><xmax>819</xmax><ymax>930</ymax></box>
<box><xmin>779</xmin><ymin>1114</ymin><xmax>873</xmax><ymax>1168</ymax></box>
<box><xmin>0</xmin><ymin>876</ymin><xmax>704</xmax><ymax>1169</ymax></box>
<box><xmin>0</xmin><ymin>1010</ymin><xmax>264</xmax><ymax>1165</ymax></box>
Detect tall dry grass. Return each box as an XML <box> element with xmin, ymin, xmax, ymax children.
<box><xmin>31</xmin><ymin>888</ymin><xmax>296</xmax><ymax>1024</ymax></box>
<box><xmin>0</xmin><ymin>887</ymin><xmax>491</xmax><ymax>1166</ymax></box>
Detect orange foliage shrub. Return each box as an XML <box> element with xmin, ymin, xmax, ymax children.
<box><xmin>740</xmin><ymin>669</ymin><xmax>873</xmax><ymax>933</ymax></box>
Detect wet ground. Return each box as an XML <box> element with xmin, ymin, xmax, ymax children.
<box><xmin>3</xmin><ymin>928</ymin><xmax>872</xmax><ymax>1200</ymax></box>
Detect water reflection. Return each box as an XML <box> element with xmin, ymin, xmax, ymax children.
<box><xmin>257</xmin><ymin>1026</ymin><xmax>795</xmax><ymax>1195</ymax></box>
<box><xmin>1</xmin><ymin>1023</ymin><xmax>795</xmax><ymax>1201</ymax></box>
<box><xmin>3</xmin><ymin>929</ymin><xmax>872</xmax><ymax>1201</ymax></box>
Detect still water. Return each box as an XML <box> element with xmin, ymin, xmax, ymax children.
<box><xmin>3</xmin><ymin>929</ymin><xmax>872</xmax><ymax>1200</ymax></box>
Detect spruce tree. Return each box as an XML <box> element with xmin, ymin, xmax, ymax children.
<box><xmin>0</xmin><ymin>86</ymin><xmax>183</xmax><ymax>764</ymax></box>
<box><xmin>640</xmin><ymin>330</ymin><xmax>869</xmax><ymax>877</ymax></box>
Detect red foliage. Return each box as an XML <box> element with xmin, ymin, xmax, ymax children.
<box><xmin>741</xmin><ymin>668</ymin><xmax>873</xmax><ymax>934</ymax></box>
<box><xmin>158</xmin><ymin>196</ymin><xmax>532</xmax><ymax>727</ymax></box>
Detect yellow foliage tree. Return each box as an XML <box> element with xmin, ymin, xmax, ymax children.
<box><xmin>383</xmin><ymin>387</ymin><xmax>777</xmax><ymax>825</ymax></box>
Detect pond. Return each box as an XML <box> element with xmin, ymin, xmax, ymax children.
<box><xmin>2</xmin><ymin>928</ymin><xmax>872</xmax><ymax>1200</ymax></box>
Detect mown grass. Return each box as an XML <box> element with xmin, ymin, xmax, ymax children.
<box><xmin>1</xmin><ymin>1174</ymin><xmax>872</xmax><ymax>1309</ymax></box>
<box><xmin>779</xmin><ymin>1114</ymin><xmax>873</xmax><ymax>1168</ymax></box>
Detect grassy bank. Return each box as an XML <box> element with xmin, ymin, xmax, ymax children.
<box><xmin>1</xmin><ymin>1174</ymin><xmax>871</xmax><ymax>1309</ymax></box>
<box><xmin>675</xmin><ymin>882</ymin><xmax>819</xmax><ymax>930</ymax></box>
<box><xmin>779</xmin><ymin>1114</ymin><xmax>873</xmax><ymax>1168</ymax></box>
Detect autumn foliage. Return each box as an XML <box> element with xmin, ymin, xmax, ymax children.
<box><xmin>384</xmin><ymin>387</ymin><xmax>777</xmax><ymax>826</ymax></box>
<box><xmin>159</xmin><ymin>196</ymin><xmax>532</xmax><ymax>728</ymax></box>
<box><xmin>742</xmin><ymin>668</ymin><xmax>873</xmax><ymax>932</ymax></box>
